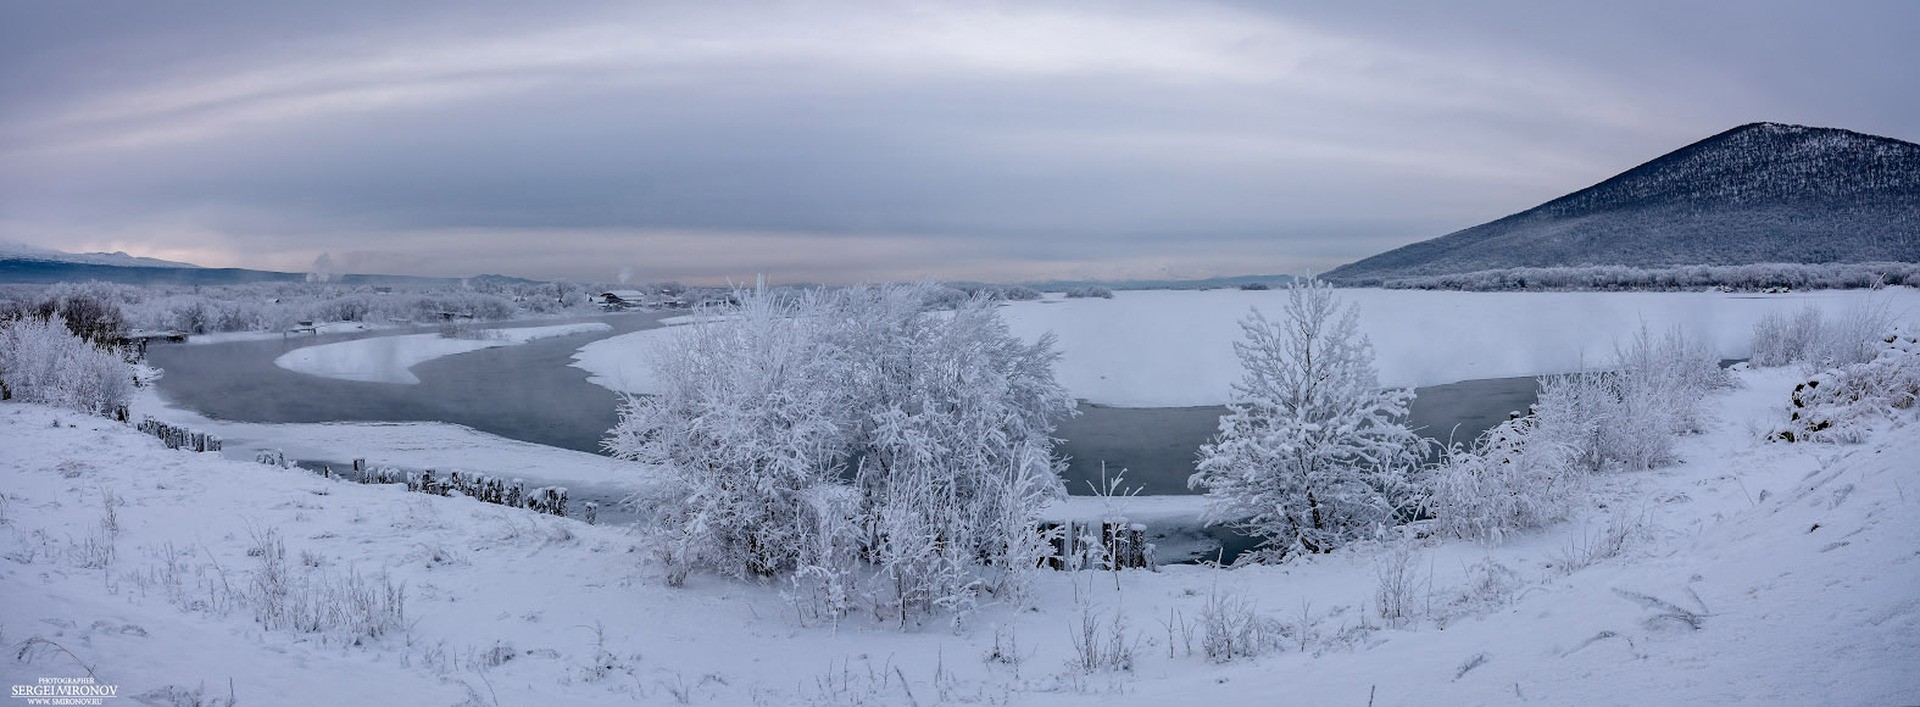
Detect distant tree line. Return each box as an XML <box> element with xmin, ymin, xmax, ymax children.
<box><xmin>1374</xmin><ymin>261</ymin><xmax>1920</xmax><ymax>292</ymax></box>
<box><xmin>0</xmin><ymin>280</ymin><xmax>611</xmax><ymax>338</ymax></box>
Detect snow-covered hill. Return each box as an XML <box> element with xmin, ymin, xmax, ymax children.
<box><xmin>0</xmin><ymin>241</ymin><xmax>201</xmax><ymax>269</ymax></box>
<box><xmin>1325</xmin><ymin>123</ymin><xmax>1920</xmax><ymax>285</ymax></box>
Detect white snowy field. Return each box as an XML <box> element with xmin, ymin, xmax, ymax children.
<box><xmin>4</xmin><ymin>367</ymin><xmax>1915</xmax><ymax>705</ymax></box>
<box><xmin>574</xmin><ymin>288</ymin><xmax>1920</xmax><ymax>406</ymax></box>
<box><xmin>275</xmin><ymin>322</ymin><xmax>611</xmax><ymax>384</ymax></box>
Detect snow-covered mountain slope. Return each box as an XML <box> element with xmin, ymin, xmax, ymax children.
<box><xmin>0</xmin><ymin>241</ymin><xmax>201</xmax><ymax>269</ymax></box>
<box><xmin>1326</xmin><ymin>123</ymin><xmax>1920</xmax><ymax>285</ymax></box>
<box><xmin>2</xmin><ymin>365</ymin><xmax>1914</xmax><ymax>705</ymax></box>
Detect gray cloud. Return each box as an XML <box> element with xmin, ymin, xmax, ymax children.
<box><xmin>2</xmin><ymin>0</ymin><xmax>1915</xmax><ymax>283</ymax></box>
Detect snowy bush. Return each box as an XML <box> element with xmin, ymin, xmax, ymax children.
<box><xmin>1749</xmin><ymin>307</ymin><xmax>1825</xmax><ymax>367</ymax></box>
<box><xmin>1423</xmin><ymin>414</ymin><xmax>1580</xmax><ymax>543</ymax></box>
<box><xmin>1533</xmin><ymin>326</ymin><xmax>1725</xmax><ymax>473</ymax></box>
<box><xmin>1066</xmin><ymin>603</ymin><xmax>1140</xmax><ymax>673</ymax></box>
<box><xmin>1189</xmin><ymin>280</ymin><xmax>1424</xmax><ymax>559</ymax></box>
<box><xmin>1063</xmin><ymin>287</ymin><xmax>1114</xmax><ymax>299</ymax></box>
<box><xmin>606</xmin><ymin>282</ymin><xmax>1073</xmax><ymax>623</ymax></box>
<box><xmin>245</xmin><ymin>528</ymin><xmax>407</xmax><ymax>643</ymax></box>
<box><xmin>1197</xmin><ymin>589</ymin><xmax>1277</xmax><ymax>663</ymax></box>
<box><xmin>1749</xmin><ymin>304</ymin><xmax>1895</xmax><ymax>370</ymax></box>
<box><xmin>1771</xmin><ymin>329</ymin><xmax>1920</xmax><ymax>443</ymax></box>
<box><xmin>0</xmin><ymin>315</ymin><xmax>133</xmax><ymax>416</ymax></box>
<box><xmin>1549</xmin><ymin>514</ymin><xmax>1644</xmax><ymax>574</ymax></box>
<box><xmin>1372</xmin><ymin>546</ymin><xmax>1424</xmax><ymax>627</ymax></box>
<box><xmin>919</xmin><ymin>283</ymin><xmax>1042</xmax><ymax>309</ymax></box>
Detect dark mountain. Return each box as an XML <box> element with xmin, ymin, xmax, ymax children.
<box><xmin>1324</xmin><ymin>123</ymin><xmax>1920</xmax><ymax>285</ymax></box>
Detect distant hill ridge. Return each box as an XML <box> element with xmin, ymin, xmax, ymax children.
<box><xmin>1325</xmin><ymin>122</ymin><xmax>1920</xmax><ymax>285</ymax></box>
<box><xmin>0</xmin><ymin>241</ymin><xmax>202</xmax><ymax>269</ymax></box>
<box><xmin>0</xmin><ymin>244</ymin><xmax>529</xmax><ymax>287</ymax></box>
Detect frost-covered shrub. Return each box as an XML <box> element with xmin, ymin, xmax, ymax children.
<box><xmin>606</xmin><ymin>283</ymin><xmax>1072</xmax><ymax>623</ymax></box>
<box><xmin>924</xmin><ymin>284</ymin><xmax>1046</xmax><ymax>308</ymax></box>
<box><xmin>1749</xmin><ymin>304</ymin><xmax>1894</xmax><ymax>370</ymax></box>
<box><xmin>996</xmin><ymin>285</ymin><xmax>1044</xmax><ymax>301</ymax></box>
<box><xmin>1749</xmin><ymin>306</ymin><xmax>1824</xmax><ymax>367</ymax></box>
<box><xmin>1424</xmin><ymin>414</ymin><xmax>1579</xmax><ymax>543</ymax></box>
<box><xmin>1064</xmin><ymin>287</ymin><xmax>1114</xmax><ymax>299</ymax></box>
<box><xmin>1806</xmin><ymin>305</ymin><xmax>1897</xmax><ymax>370</ymax></box>
<box><xmin>1197</xmin><ymin>589</ymin><xmax>1276</xmax><ymax>663</ymax></box>
<box><xmin>0</xmin><ymin>315</ymin><xmax>133</xmax><ymax>415</ymax></box>
<box><xmin>610</xmin><ymin>288</ymin><xmax>846</xmax><ymax>581</ymax></box>
<box><xmin>1772</xmin><ymin>329</ymin><xmax>1920</xmax><ymax>443</ymax></box>
<box><xmin>1190</xmin><ymin>280</ymin><xmax>1424</xmax><ymax>559</ymax></box>
<box><xmin>246</xmin><ymin>528</ymin><xmax>407</xmax><ymax>643</ymax></box>
<box><xmin>10</xmin><ymin>280</ymin><xmax>588</xmax><ymax>336</ymax></box>
<box><xmin>1532</xmin><ymin>326</ymin><xmax>1725</xmax><ymax>474</ymax></box>
<box><xmin>1067</xmin><ymin>603</ymin><xmax>1140</xmax><ymax>673</ymax></box>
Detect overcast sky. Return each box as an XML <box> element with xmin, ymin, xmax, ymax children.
<box><xmin>2</xmin><ymin>1</ymin><xmax>1915</xmax><ymax>284</ymax></box>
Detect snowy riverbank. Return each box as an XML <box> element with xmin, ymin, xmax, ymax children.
<box><xmin>127</xmin><ymin>387</ymin><xmax>647</xmax><ymax>491</ymax></box>
<box><xmin>5</xmin><ymin>365</ymin><xmax>1914</xmax><ymax>705</ymax></box>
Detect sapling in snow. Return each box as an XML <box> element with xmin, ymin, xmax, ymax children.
<box><xmin>1189</xmin><ymin>279</ymin><xmax>1424</xmax><ymax>559</ymax></box>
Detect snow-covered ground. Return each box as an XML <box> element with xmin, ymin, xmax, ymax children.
<box><xmin>275</xmin><ymin>323</ymin><xmax>611</xmax><ymax>384</ymax></box>
<box><xmin>5</xmin><ymin>366</ymin><xmax>1914</xmax><ymax>705</ymax></box>
<box><xmin>572</xmin><ymin>288</ymin><xmax>1920</xmax><ymax>406</ymax></box>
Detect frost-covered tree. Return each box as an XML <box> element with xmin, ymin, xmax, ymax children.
<box><xmin>1189</xmin><ymin>280</ymin><xmax>1423</xmax><ymax>558</ymax></box>
<box><xmin>606</xmin><ymin>282</ymin><xmax>1073</xmax><ymax>624</ymax></box>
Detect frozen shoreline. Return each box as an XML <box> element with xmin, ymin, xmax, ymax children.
<box><xmin>275</xmin><ymin>322</ymin><xmax>612</xmax><ymax>384</ymax></box>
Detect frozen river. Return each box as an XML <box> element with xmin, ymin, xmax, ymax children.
<box><xmin>148</xmin><ymin>312</ymin><xmax>1537</xmax><ymax>497</ymax></box>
